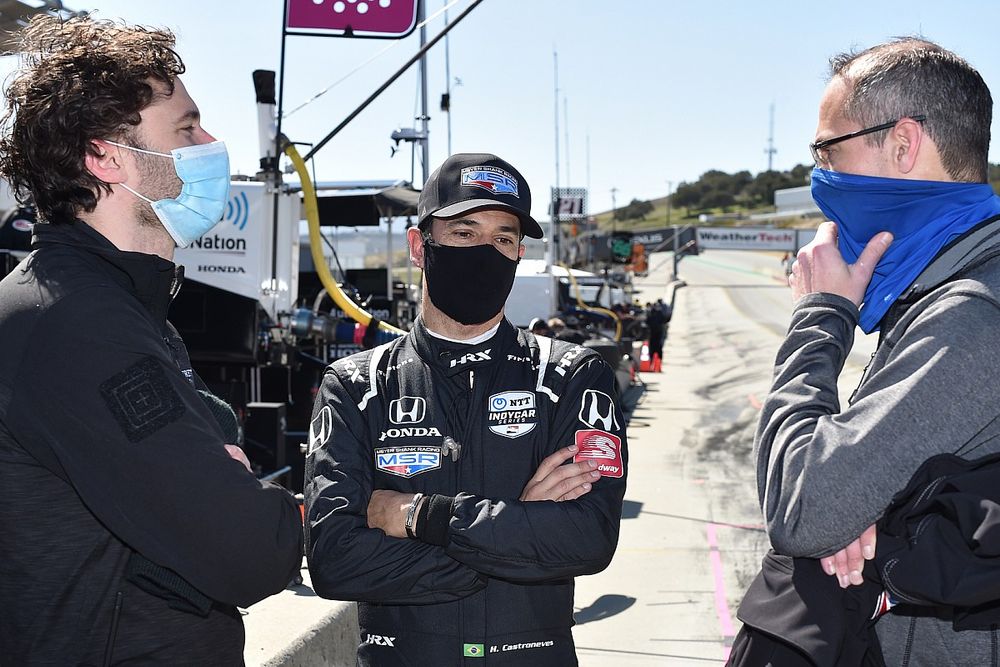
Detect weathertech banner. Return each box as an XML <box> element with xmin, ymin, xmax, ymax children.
<box><xmin>696</xmin><ymin>227</ymin><xmax>796</xmax><ymax>251</ymax></box>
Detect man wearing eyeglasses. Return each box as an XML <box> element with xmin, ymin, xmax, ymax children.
<box><xmin>750</xmin><ymin>38</ymin><xmax>1000</xmax><ymax>664</ymax></box>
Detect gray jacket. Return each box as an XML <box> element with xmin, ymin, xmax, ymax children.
<box><xmin>755</xmin><ymin>217</ymin><xmax>1000</xmax><ymax>666</ymax></box>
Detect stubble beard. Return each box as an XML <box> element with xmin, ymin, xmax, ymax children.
<box><xmin>130</xmin><ymin>144</ymin><xmax>182</xmax><ymax>230</ymax></box>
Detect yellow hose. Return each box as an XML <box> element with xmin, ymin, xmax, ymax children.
<box><xmin>559</xmin><ymin>263</ymin><xmax>622</xmax><ymax>341</ymax></box>
<box><xmin>284</xmin><ymin>141</ymin><xmax>406</xmax><ymax>335</ymax></box>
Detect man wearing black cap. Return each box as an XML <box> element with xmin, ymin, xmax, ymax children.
<box><xmin>305</xmin><ymin>153</ymin><xmax>628</xmax><ymax>666</ymax></box>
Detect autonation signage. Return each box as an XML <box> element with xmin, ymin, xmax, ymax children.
<box><xmin>696</xmin><ymin>227</ymin><xmax>797</xmax><ymax>251</ymax></box>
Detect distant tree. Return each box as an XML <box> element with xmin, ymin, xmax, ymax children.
<box><xmin>614</xmin><ymin>198</ymin><xmax>655</xmax><ymax>221</ymax></box>
<box><xmin>789</xmin><ymin>163</ymin><xmax>811</xmax><ymax>182</ymax></box>
<box><xmin>651</xmin><ymin>162</ymin><xmax>848</xmax><ymax>215</ymax></box>
<box><xmin>701</xmin><ymin>190</ymin><xmax>735</xmax><ymax>209</ymax></box>
<box><xmin>746</xmin><ymin>170</ymin><xmax>801</xmax><ymax>206</ymax></box>
<box><xmin>671</xmin><ymin>182</ymin><xmax>701</xmax><ymax>213</ymax></box>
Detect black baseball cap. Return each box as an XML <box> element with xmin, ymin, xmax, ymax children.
<box><xmin>417</xmin><ymin>152</ymin><xmax>543</xmax><ymax>239</ymax></box>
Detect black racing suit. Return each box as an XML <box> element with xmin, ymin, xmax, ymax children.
<box><xmin>305</xmin><ymin>319</ymin><xmax>628</xmax><ymax>666</ymax></box>
<box><xmin>0</xmin><ymin>221</ymin><xmax>303</xmax><ymax>665</ymax></box>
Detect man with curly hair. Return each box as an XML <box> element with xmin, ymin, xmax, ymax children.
<box><xmin>0</xmin><ymin>15</ymin><xmax>303</xmax><ymax>665</ymax></box>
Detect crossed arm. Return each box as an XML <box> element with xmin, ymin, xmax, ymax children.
<box><xmin>781</xmin><ymin>221</ymin><xmax>890</xmax><ymax>587</ymax></box>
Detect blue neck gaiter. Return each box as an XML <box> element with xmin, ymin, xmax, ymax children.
<box><xmin>810</xmin><ymin>167</ymin><xmax>1000</xmax><ymax>333</ymax></box>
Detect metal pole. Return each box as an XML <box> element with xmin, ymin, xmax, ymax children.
<box><xmin>564</xmin><ymin>96</ymin><xmax>570</xmax><ymax>187</ymax></box>
<box><xmin>551</xmin><ymin>49</ymin><xmax>560</xmax><ymax>266</ymax></box>
<box><xmin>672</xmin><ymin>225</ymin><xmax>679</xmax><ymax>281</ymax></box>
<box><xmin>269</xmin><ymin>1</ymin><xmax>290</xmax><ymax>303</ymax></box>
<box><xmin>444</xmin><ymin>0</ymin><xmax>452</xmax><ymax>156</ymax></box>
<box><xmin>611</xmin><ymin>187</ymin><xmax>618</xmax><ymax>234</ymax></box>
<box><xmin>386</xmin><ymin>216</ymin><xmax>393</xmax><ymax>301</ymax></box>
<box><xmin>666</xmin><ymin>180</ymin><xmax>672</xmax><ymax>226</ymax></box>
<box><xmin>418</xmin><ymin>0</ymin><xmax>430</xmax><ymax>186</ymax></box>
<box><xmin>302</xmin><ymin>0</ymin><xmax>483</xmax><ymax>163</ymax></box>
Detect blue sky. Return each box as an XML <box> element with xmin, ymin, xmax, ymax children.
<box><xmin>4</xmin><ymin>0</ymin><xmax>1000</xmax><ymax>219</ymax></box>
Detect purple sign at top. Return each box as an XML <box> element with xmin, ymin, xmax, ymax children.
<box><xmin>286</xmin><ymin>0</ymin><xmax>419</xmax><ymax>39</ymax></box>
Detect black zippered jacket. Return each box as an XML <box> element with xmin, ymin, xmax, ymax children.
<box><xmin>304</xmin><ymin>319</ymin><xmax>628</xmax><ymax>666</ymax></box>
<box><xmin>732</xmin><ymin>451</ymin><xmax>1000</xmax><ymax>667</ymax></box>
<box><xmin>0</xmin><ymin>221</ymin><xmax>303</xmax><ymax>666</ymax></box>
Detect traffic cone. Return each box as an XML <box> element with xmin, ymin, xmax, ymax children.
<box><xmin>639</xmin><ymin>342</ymin><xmax>652</xmax><ymax>372</ymax></box>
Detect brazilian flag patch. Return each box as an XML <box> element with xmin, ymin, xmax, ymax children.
<box><xmin>463</xmin><ymin>643</ymin><xmax>485</xmax><ymax>657</ymax></box>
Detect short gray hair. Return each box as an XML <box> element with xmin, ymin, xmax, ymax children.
<box><xmin>829</xmin><ymin>37</ymin><xmax>991</xmax><ymax>182</ymax></box>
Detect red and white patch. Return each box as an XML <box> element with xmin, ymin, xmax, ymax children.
<box><xmin>574</xmin><ymin>429</ymin><xmax>623</xmax><ymax>478</ymax></box>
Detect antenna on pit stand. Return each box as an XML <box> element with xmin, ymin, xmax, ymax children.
<box><xmin>765</xmin><ymin>101</ymin><xmax>777</xmax><ymax>172</ymax></box>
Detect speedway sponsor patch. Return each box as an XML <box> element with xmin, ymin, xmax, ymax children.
<box><xmin>574</xmin><ymin>429</ymin><xmax>624</xmax><ymax>478</ymax></box>
<box><xmin>487</xmin><ymin>390</ymin><xmax>537</xmax><ymax>438</ymax></box>
<box><xmin>375</xmin><ymin>445</ymin><xmax>441</xmax><ymax>478</ymax></box>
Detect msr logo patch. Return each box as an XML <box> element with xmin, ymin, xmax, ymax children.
<box><xmin>487</xmin><ymin>391</ymin><xmax>537</xmax><ymax>439</ymax></box>
<box><xmin>100</xmin><ymin>357</ymin><xmax>185</xmax><ymax>443</ymax></box>
<box><xmin>375</xmin><ymin>446</ymin><xmax>441</xmax><ymax>478</ymax></box>
<box><xmin>574</xmin><ymin>429</ymin><xmax>624</xmax><ymax>478</ymax></box>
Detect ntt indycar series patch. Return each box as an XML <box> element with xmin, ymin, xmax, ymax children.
<box><xmin>375</xmin><ymin>445</ymin><xmax>441</xmax><ymax>478</ymax></box>
<box><xmin>487</xmin><ymin>390</ymin><xmax>537</xmax><ymax>438</ymax></box>
<box><xmin>573</xmin><ymin>429</ymin><xmax>624</xmax><ymax>478</ymax></box>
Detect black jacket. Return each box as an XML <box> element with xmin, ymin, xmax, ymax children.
<box><xmin>0</xmin><ymin>221</ymin><xmax>303</xmax><ymax>666</ymax></box>
<box><xmin>732</xmin><ymin>451</ymin><xmax>1000</xmax><ymax>667</ymax></box>
<box><xmin>304</xmin><ymin>319</ymin><xmax>628</xmax><ymax>666</ymax></box>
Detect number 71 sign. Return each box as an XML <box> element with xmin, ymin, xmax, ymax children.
<box><xmin>286</xmin><ymin>0</ymin><xmax>420</xmax><ymax>39</ymax></box>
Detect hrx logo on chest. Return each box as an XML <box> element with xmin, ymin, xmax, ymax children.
<box><xmin>364</xmin><ymin>634</ymin><xmax>396</xmax><ymax>647</ymax></box>
<box><xmin>450</xmin><ymin>348</ymin><xmax>491</xmax><ymax>368</ymax></box>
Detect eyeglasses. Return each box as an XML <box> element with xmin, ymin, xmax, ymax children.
<box><xmin>809</xmin><ymin>115</ymin><xmax>926</xmax><ymax>167</ymax></box>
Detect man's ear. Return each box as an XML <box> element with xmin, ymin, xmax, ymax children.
<box><xmin>888</xmin><ymin>117</ymin><xmax>924</xmax><ymax>175</ymax></box>
<box><xmin>407</xmin><ymin>226</ymin><xmax>425</xmax><ymax>270</ymax></box>
<box><xmin>84</xmin><ymin>139</ymin><xmax>128</xmax><ymax>184</ymax></box>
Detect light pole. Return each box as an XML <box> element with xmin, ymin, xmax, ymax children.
<box><xmin>666</xmin><ymin>180</ymin><xmax>673</xmax><ymax>226</ymax></box>
<box><xmin>610</xmin><ymin>187</ymin><xmax>618</xmax><ymax>234</ymax></box>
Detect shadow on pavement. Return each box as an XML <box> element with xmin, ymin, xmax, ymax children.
<box><xmin>290</xmin><ymin>583</ymin><xmax>318</xmax><ymax>598</ymax></box>
<box><xmin>574</xmin><ymin>594</ymin><xmax>637</xmax><ymax>625</ymax></box>
<box><xmin>621</xmin><ymin>499</ymin><xmax>643</xmax><ymax>520</ymax></box>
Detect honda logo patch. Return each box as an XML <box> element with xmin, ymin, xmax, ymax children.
<box><xmin>308</xmin><ymin>405</ymin><xmax>334</xmax><ymax>455</ymax></box>
<box><xmin>389</xmin><ymin>396</ymin><xmax>426</xmax><ymax>424</ymax></box>
<box><xmin>574</xmin><ymin>429</ymin><xmax>624</xmax><ymax>478</ymax></box>
<box><xmin>578</xmin><ymin>390</ymin><xmax>619</xmax><ymax>431</ymax></box>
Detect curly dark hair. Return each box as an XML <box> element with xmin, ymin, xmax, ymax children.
<box><xmin>0</xmin><ymin>15</ymin><xmax>185</xmax><ymax>222</ymax></box>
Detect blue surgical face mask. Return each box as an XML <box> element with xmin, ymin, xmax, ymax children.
<box><xmin>109</xmin><ymin>140</ymin><xmax>231</xmax><ymax>248</ymax></box>
<box><xmin>810</xmin><ymin>167</ymin><xmax>1000</xmax><ymax>332</ymax></box>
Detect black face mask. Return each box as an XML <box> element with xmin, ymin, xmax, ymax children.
<box><xmin>423</xmin><ymin>241</ymin><xmax>518</xmax><ymax>325</ymax></box>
